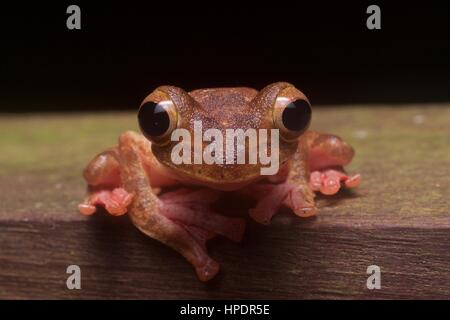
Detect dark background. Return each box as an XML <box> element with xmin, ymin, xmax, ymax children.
<box><xmin>1</xmin><ymin>1</ymin><xmax>449</xmax><ymax>112</ymax></box>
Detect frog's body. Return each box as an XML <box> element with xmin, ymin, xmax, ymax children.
<box><xmin>78</xmin><ymin>82</ymin><xmax>360</xmax><ymax>281</ymax></box>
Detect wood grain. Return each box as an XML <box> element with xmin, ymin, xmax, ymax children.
<box><xmin>1</xmin><ymin>105</ymin><xmax>449</xmax><ymax>299</ymax></box>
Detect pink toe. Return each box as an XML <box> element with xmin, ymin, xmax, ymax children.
<box><xmin>287</xmin><ymin>192</ymin><xmax>317</xmax><ymax>217</ymax></box>
<box><xmin>320</xmin><ymin>177</ymin><xmax>341</xmax><ymax>195</ymax></box>
<box><xmin>309</xmin><ymin>171</ymin><xmax>322</xmax><ymax>191</ymax></box>
<box><xmin>112</xmin><ymin>188</ymin><xmax>133</xmax><ymax>203</ymax></box>
<box><xmin>123</xmin><ymin>193</ymin><xmax>134</xmax><ymax>206</ymax></box>
<box><xmin>196</xmin><ymin>259</ymin><xmax>220</xmax><ymax>282</ymax></box>
<box><xmin>78</xmin><ymin>204</ymin><xmax>96</xmax><ymax>216</ymax></box>
<box><xmin>94</xmin><ymin>189</ymin><xmax>131</xmax><ymax>216</ymax></box>
<box><xmin>345</xmin><ymin>174</ymin><xmax>361</xmax><ymax>188</ymax></box>
<box><xmin>105</xmin><ymin>203</ymin><xmax>128</xmax><ymax>216</ymax></box>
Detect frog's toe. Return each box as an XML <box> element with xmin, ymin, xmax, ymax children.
<box><xmin>283</xmin><ymin>186</ymin><xmax>317</xmax><ymax>218</ymax></box>
<box><xmin>320</xmin><ymin>174</ymin><xmax>341</xmax><ymax>195</ymax></box>
<box><xmin>195</xmin><ymin>258</ymin><xmax>220</xmax><ymax>282</ymax></box>
<box><xmin>173</xmin><ymin>226</ymin><xmax>221</xmax><ymax>281</ymax></box>
<box><xmin>78</xmin><ymin>203</ymin><xmax>97</xmax><ymax>216</ymax></box>
<box><xmin>310</xmin><ymin>169</ymin><xmax>361</xmax><ymax>195</ymax></box>
<box><xmin>344</xmin><ymin>173</ymin><xmax>361</xmax><ymax>189</ymax></box>
<box><xmin>79</xmin><ymin>188</ymin><xmax>134</xmax><ymax>216</ymax></box>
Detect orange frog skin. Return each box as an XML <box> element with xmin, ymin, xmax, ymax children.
<box><xmin>78</xmin><ymin>82</ymin><xmax>361</xmax><ymax>281</ymax></box>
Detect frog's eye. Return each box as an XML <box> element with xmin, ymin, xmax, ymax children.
<box><xmin>138</xmin><ymin>100</ymin><xmax>178</xmax><ymax>145</ymax></box>
<box><xmin>273</xmin><ymin>97</ymin><xmax>311</xmax><ymax>141</ymax></box>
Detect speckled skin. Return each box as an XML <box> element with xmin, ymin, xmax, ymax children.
<box><xmin>150</xmin><ymin>83</ymin><xmax>301</xmax><ymax>188</ymax></box>
<box><xmin>78</xmin><ymin>82</ymin><xmax>361</xmax><ymax>281</ymax></box>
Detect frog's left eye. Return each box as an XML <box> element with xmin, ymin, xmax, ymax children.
<box><xmin>273</xmin><ymin>97</ymin><xmax>311</xmax><ymax>141</ymax></box>
<box><xmin>138</xmin><ymin>100</ymin><xmax>178</xmax><ymax>145</ymax></box>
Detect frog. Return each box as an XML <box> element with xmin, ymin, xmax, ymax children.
<box><xmin>78</xmin><ymin>82</ymin><xmax>361</xmax><ymax>281</ymax></box>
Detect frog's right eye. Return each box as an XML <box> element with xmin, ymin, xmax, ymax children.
<box><xmin>138</xmin><ymin>100</ymin><xmax>178</xmax><ymax>145</ymax></box>
<box><xmin>273</xmin><ymin>96</ymin><xmax>312</xmax><ymax>141</ymax></box>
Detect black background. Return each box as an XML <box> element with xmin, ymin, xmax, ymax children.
<box><xmin>1</xmin><ymin>1</ymin><xmax>449</xmax><ymax>112</ymax></box>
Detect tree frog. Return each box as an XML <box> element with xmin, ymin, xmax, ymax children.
<box><xmin>78</xmin><ymin>82</ymin><xmax>361</xmax><ymax>281</ymax></box>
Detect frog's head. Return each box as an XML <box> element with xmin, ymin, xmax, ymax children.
<box><xmin>137</xmin><ymin>82</ymin><xmax>312</xmax><ymax>191</ymax></box>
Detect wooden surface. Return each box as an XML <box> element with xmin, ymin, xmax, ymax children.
<box><xmin>1</xmin><ymin>105</ymin><xmax>449</xmax><ymax>299</ymax></box>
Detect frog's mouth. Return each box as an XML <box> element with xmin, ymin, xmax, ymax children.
<box><xmin>152</xmin><ymin>139</ymin><xmax>292</xmax><ymax>190</ymax></box>
<box><xmin>162</xmin><ymin>162</ymin><xmax>266</xmax><ymax>191</ymax></box>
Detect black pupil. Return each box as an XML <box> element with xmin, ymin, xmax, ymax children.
<box><xmin>281</xmin><ymin>99</ymin><xmax>311</xmax><ymax>131</ymax></box>
<box><xmin>138</xmin><ymin>102</ymin><xmax>170</xmax><ymax>136</ymax></box>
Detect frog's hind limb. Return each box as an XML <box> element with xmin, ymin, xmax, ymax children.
<box><xmin>117</xmin><ymin>131</ymin><xmax>245</xmax><ymax>281</ymax></box>
<box><xmin>305</xmin><ymin>131</ymin><xmax>361</xmax><ymax>195</ymax></box>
